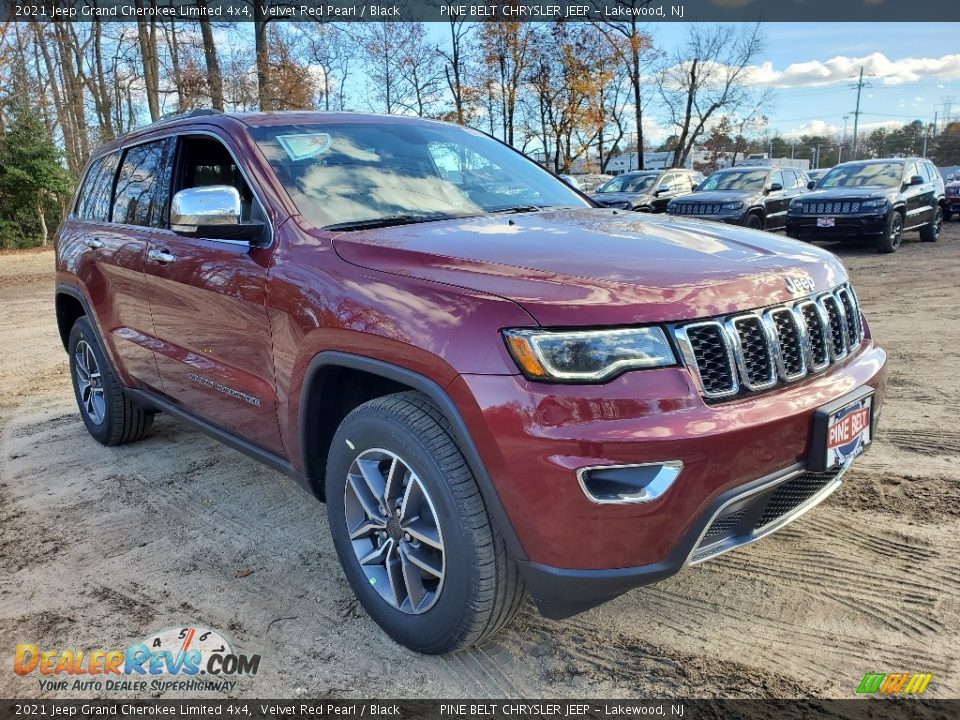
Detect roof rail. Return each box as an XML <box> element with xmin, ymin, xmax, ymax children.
<box><xmin>158</xmin><ymin>108</ymin><xmax>223</xmax><ymax>123</ymax></box>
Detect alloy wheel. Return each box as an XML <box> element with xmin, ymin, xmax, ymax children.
<box><xmin>74</xmin><ymin>340</ymin><xmax>106</xmax><ymax>425</ymax></box>
<box><xmin>890</xmin><ymin>213</ymin><xmax>903</xmax><ymax>249</ymax></box>
<box><xmin>344</xmin><ymin>448</ymin><xmax>446</xmax><ymax>614</ymax></box>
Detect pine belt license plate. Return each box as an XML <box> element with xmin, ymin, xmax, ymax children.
<box><xmin>809</xmin><ymin>387</ymin><xmax>874</xmax><ymax>472</ymax></box>
<box><xmin>817</xmin><ymin>217</ymin><xmax>835</xmax><ymax>227</ymax></box>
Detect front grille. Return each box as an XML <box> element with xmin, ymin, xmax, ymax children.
<box><xmin>800</xmin><ymin>201</ymin><xmax>863</xmax><ymax>214</ymax></box>
<box><xmin>675</xmin><ymin>284</ymin><xmax>864</xmax><ymax>400</ymax></box>
<box><xmin>754</xmin><ymin>470</ymin><xmax>838</xmax><ymax>529</ymax></box>
<box><xmin>673</xmin><ymin>202</ymin><xmax>723</xmax><ymax>215</ymax></box>
<box><xmin>684</xmin><ymin>322</ymin><xmax>737</xmax><ymax>397</ymax></box>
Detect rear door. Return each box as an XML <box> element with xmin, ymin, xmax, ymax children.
<box><xmin>67</xmin><ymin>146</ymin><xmax>165</xmax><ymax>391</ymax></box>
<box><xmin>902</xmin><ymin>162</ymin><xmax>932</xmax><ymax>228</ymax></box>
<box><xmin>143</xmin><ymin>132</ymin><xmax>284</xmax><ymax>455</ymax></box>
<box><xmin>652</xmin><ymin>172</ymin><xmax>688</xmax><ymax>212</ymax></box>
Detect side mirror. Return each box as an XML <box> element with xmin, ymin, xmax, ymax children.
<box><xmin>910</xmin><ymin>175</ymin><xmax>924</xmax><ymax>186</ymax></box>
<box><xmin>807</xmin><ymin>180</ymin><xmax>816</xmax><ymax>190</ymax></box>
<box><xmin>767</xmin><ymin>182</ymin><xmax>784</xmax><ymax>193</ymax></box>
<box><xmin>656</xmin><ymin>184</ymin><xmax>673</xmax><ymax>195</ymax></box>
<box><xmin>171</xmin><ymin>185</ymin><xmax>264</xmax><ymax>241</ymax></box>
<box><xmin>690</xmin><ymin>183</ymin><xmax>699</xmax><ymax>191</ymax></box>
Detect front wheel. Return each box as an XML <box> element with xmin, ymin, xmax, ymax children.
<box><xmin>919</xmin><ymin>206</ymin><xmax>942</xmax><ymax>242</ymax></box>
<box><xmin>745</xmin><ymin>213</ymin><xmax>764</xmax><ymax>230</ymax></box>
<box><xmin>325</xmin><ymin>392</ymin><xmax>524</xmax><ymax>653</ymax></box>
<box><xmin>68</xmin><ymin>317</ymin><xmax>153</xmax><ymax>445</ymax></box>
<box><xmin>878</xmin><ymin>210</ymin><xmax>904</xmax><ymax>253</ymax></box>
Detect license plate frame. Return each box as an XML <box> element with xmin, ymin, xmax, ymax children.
<box><xmin>809</xmin><ymin>387</ymin><xmax>875</xmax><ymax>472</ymax></box>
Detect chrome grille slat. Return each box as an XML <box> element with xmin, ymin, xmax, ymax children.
<box><xmin>675</xmin><ymin>283</ymin><xmax>863</xmax><ymax>400</ymax></box>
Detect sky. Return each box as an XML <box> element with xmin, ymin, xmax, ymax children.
<box><xmin>418</xmin><ymin>21</ymin><xmax>960</xmax><ymax>143</ymax></box>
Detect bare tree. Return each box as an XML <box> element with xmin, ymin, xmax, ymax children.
<box><xmin>592</xmin><ymin>1</ymin><xmax>658</xmax><ymax>169</ymax></box>
<box><xmin>657</xmin><ymin>24</ymin><xmax>769</xmax><ymax>167</ymax></box>
<box><xmin>398</xmin><ymin>24</ymin><xmax>442</xmax><ymax>117</ymax></box>
<box><xmin>307</xmin><ymin>23</ymin><xmax>353</xmax><ymax>111</ymax></box>
<box><xmin>477</xmin><ymin>21</ymin><xmax>534</xmax><ymax>145</ymax></box>
<box><xmin>438</xmin><ymin>14</ymin><xmax>472</xmax><ymax>124</ymax></box>
<box><xmin>358</xmin><ymin>22</ymin><xmax>414</xmax><ymax>114</ymax></box>
<box><xmin>134</xmin><ymin>0</ymin><xmax>161</xmax><ymax>121</ymax></box>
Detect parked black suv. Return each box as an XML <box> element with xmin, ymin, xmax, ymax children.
<box><xmin>592</xmin><ymin>169</ymin><xmax>703</xmax><ymax>212</ymax></box>
<box><xmin>786</xmin><ymin>158</ymin><xmax>944</xmax><ymax>253</ymax></box>
<box><xmin>667</xmin><ymin>166</ymin><xmax>810</xmax><ymax>230</ymax></box>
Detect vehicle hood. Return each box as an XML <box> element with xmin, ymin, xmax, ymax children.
<box><xmin>330</xmin><ymin>208</ymin><xmax>848</xmax><ymax>327</ymax></box>
<box><xmin>671</xmin><ymin>190</ymin><xmax>754</xmax><ymax>204</ymax></box>
<box><xmin>591</xmin><ymin>191</ymin><xmax>652</xmax><ymax>205</ymax></box>
<box><xmin>801</xmin><ymin>186</ymin><xmax>893</xmax><ymax>201</ymax></box>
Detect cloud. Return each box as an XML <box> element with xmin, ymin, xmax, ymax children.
<box><xmin>781</xmin><ymin>118</ymin><xmax>904</xmax><ymax>139</ymax></box>
<box><xmin>743</xmin><ymin>52</ymin><xmax>960</xmax><ymax>88</ymax></box>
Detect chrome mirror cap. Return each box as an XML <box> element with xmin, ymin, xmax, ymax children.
<box><xmin>171</xmin><ymin>185</ymin><xmax>241</xmax><ymax>231</ymax></box>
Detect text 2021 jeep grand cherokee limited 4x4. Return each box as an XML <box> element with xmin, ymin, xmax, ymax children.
<box><xmin>55</xmin><ymin>111</ymin><xmax>887</xmax><ymax>654</ymax></box>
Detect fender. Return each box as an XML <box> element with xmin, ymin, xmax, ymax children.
<box><xmin>299</xmin><ymin>351</ymin><xmax>528</xmax><ymax>563</ymax></box>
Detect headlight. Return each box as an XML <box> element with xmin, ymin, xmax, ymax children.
<box><xmin>502</xmin><ymin>327</ymin><xmax>676</xmax><ymax>382</ymax></box>
<box><xmin>861</xmin><ymin>198</ymin><xmax>887</xmax><ymax>210</ymax></box>
<box><xmin>722</xmin><ymin>201</ymin><xmax>744</xmax><ymax>211</ymax></box>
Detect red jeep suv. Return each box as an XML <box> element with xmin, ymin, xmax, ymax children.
<box><xmin>55</xmin><ymin>111</ymin><xmax>887</xmax><ymax>653</ymax></box>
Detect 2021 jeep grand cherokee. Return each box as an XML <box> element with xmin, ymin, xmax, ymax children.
<box><xmin>55</xmin><ymin>111</ymin><xmax>887</xmax><ymax>653</ymax></box>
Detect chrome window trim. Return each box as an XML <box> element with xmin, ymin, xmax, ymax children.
<box><xmin>69</xmin><ymin>127</ymin><xmax>275</xmax><ymax>249</ymax></box>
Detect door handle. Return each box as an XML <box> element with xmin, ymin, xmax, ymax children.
<box><xmin>84</xmin><ymin>237</ymin><xmax>104</xmax><ymax>250</ymax></box>
<box><xmin>148</xmin><ymin>249</ymin><xmax>176</xmax><ymax>264</ymax></box>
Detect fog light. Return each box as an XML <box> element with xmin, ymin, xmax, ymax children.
<box><xmin>577</xmin><ymin>462</ymin><xmax>683</xmax><ymax>504</ymax></box>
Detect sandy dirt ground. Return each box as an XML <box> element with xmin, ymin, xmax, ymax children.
<box><xmin>0</xmin><ymin>225</ymin><xmax>958</xmax><ymax>700</ymax></box>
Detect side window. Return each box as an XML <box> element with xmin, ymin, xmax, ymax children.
<box><xmin>176</xmin><ymin>135</ymin><xmax>264</xmax><ymax>225</ymax></box>
<box><xmin>922</xmin><ymin>162</ymin><xmax>938</xmax><ymax>183</ymax></box>
<box><xmin>905</xmin><ymin>162</ymin><xmax>921</xmax><ymax>183</ymax></box>
<box><xmin>113</xmin><ymin>139</ymin><xmax>176</xmax><ymax>227</ymax></box>
<box><xmin>76</xmin><ymin>152</ymin><xmax>120</xmax><ymax>222</ymax></box>
<box><xmin>770</xmin><ymin>170</ymin><xmax>784</xmax><ymax>189</ymax></box>
<box><xmin>660</xmin><ymin>173</ymin><xmax>677</xmax><ymax>189</ymax></box>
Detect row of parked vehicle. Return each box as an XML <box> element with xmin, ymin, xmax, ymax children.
<box><xmin>574</xmin><ymin>157</ymin><xmax>948</xmax><ymax>253</ymax></box>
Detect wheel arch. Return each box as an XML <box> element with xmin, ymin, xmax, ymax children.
<box><xmin>298</xmin><ymin>351</ymin><xmax>527</xmax><ymax>562</ymax></box>
<box><xmin>55</xmin><ymin>290</ymin><xmax>87</xmax><ymax>350</ymax></box>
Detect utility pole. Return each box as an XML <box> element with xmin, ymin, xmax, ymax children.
<box><xmin>850</xmin><ymin>67</ymin><xmax>871</xmax><ymax>160</ymax></box>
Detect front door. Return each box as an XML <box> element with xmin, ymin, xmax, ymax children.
<box><xmin>143</xmin><ymin>132</ymin><xmax>284</xmax><ymax>455</ymax></box>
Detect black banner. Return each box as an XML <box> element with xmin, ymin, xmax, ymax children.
<box><xmin>2</xmin><ymin>0</ymin><xmax>960</xmax><ymax>23</ymax></box>
<box><xmin>1</xmin><ymin>700</ymin><xmax>959</xmax><ymax>720</ymax></box>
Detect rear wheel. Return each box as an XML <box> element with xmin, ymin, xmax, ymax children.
<box><xmin>325</xmin><ymin>391</ymin><xmax>524</xmax><ymax>653</ymax></box>
<box><xmin>919</xmin><ymin>206</ymin><xmax>942</xmax><ymax>242</ymax></box>
<box><xmin>878</xmin><ymin>210</ymin><xmax>904</xmax><ymax>253</ymax></box>
<box><xmin>68</xmin><ymin>317</ymin><xmax>153</xmax><ymax>445</ymax></box>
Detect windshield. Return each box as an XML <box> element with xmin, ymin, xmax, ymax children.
<box><xmin>819</xmin><ymin>162</ymin><xmax>904</xmax><ymax>189</ymax></box>
<box><xmin>596</xmin><ymin>174</ymin><xmax>657</xmax><ymax>194</ymax></box>
<box><xmin>697</xmin><ymin>170</ymin><xmax>769</xmax><ymax>192</ymax></box>
<box><xmin>248</xmin><ymin>121</ymin><xmax>588</xmax><ymax>228</ymax></box>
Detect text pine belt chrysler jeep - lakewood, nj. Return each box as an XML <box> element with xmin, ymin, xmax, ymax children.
<box><xmin>54</xmin><ymin>111</ymin><xmax>887</xmax><ymax>654</ymax></box>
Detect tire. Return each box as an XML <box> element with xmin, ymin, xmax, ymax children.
<box><xmin>944</xmin><ymin>210</ymin><xmax>953</xmax><ymax>222</ymax></box>
<box><xmin>878</xmin><ymin>209</ymin><xmax>904</xmax><ymax>253</ymax></box>
<box><xmin>745</xmin><ymin>212</ymin><xmax>764</xmax><ymax>230</ymax></box>
<box><xmin>919</xmin><ymin>206</ymin><xmax>943</xmax><ymax>242</ymax></box>
<box><xmin>68</xmin><ymin>316</ymin><xmax>154</xmax><ymax>445</ymax></box>
<box><xmin>325</xmin><ymin>391</ymin><xmax>524</xmax><ymax>654</ymax></box>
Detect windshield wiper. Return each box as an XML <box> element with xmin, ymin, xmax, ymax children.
<box><xmin>323</xmin><ymin>213</ymin><xmax>461</xmax><ymax>232</ymax></box>
<box><xmin>490</xmin><ymin>205</ymin><xmax>545</xmax><ymax>214</ymax></box>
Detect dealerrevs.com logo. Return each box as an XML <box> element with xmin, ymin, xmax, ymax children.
<box><xmin>13</xmin><ymin>626</ymin><xmax>260</xmax><ymax>693</ymax></box>
<box><xmin>856</xmin><ymin>672</ymin><xmax>934</xmax><ymax>695</ymax></box>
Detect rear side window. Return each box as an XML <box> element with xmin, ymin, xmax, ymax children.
<box><xmin>113</xmin><ymin>139</ymin><xmax>175</xmax><ymax>227</ymax></box>
<box><xmin>75</xmin><ymin>152</ymin><xmax>120</xmax><ymax>222</ymax></box>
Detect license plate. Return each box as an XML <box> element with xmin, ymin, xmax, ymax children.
<box><xmin>817</xmin><ymin>217</ymin><xmax>835</xmax><ymax>228</ymax></box>
<box><xmin>810</xmin><ymin>390</ymin><xmax>873</xmax><ymax>471</ymax></box>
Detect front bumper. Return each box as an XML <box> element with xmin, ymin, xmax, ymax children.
<box><xmin>668</xmin><ymin>211</ymin><xmax>746</xmax><ymax>224</ymax></box>
<box><xmin>946</xmin><ymin>197</ymin><xmax>960</xmax><ymax>213</ymax></box>
<box><xmin>448</xmin><ymin>339</ymin><xmax>886</xmax><ymax>617</ymax></box>
<box><xmin>787</xmin><ymin>213</ymin><xmax>887</xmax><ymax>240</ymax></box>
